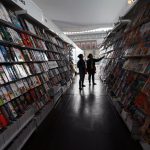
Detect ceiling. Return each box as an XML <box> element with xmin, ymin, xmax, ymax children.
<box><xmin>33</xmin><ymin>0</ymin><xmax>130</xmax><ymax>32</ymax></box>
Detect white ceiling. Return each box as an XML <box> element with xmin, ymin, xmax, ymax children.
<box><xmin>33</xmin><ymin>0</ymin><xmax>130</xmax><ymax>32</ymax></box>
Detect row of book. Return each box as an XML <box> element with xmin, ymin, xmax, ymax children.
<box><xmin>0</xmin><ymin>2</ymin><xmax>64</xmax><ymax>48</ymax></box>
<box><xmin>0</xmin><ymin>44</ymin><xmax>65</xmax><ymax>63</ymax></box>
<box><xmin>46</xmin><ymin>42</ymin><xmax>63</xmax><ymax>53</ymax></box>
<box><xmin>0</xmin><ymin>59</ymin><xmax>69</xmax><ymax>84</ymax></box>
<box><xmin>0</xmin><ymin>1</ymin><xmax>72</xmax><ymax>134</ymax></box>
<box><xmin>0</xmin><ymin>24</ymin><xmax>64</xmax><ymax>55</ymax></box>
<box><xmin>124</xmin><ymin>43</ymin><xmax>150</xmax><ymax>56</ymax></box>
<box><xmin>99</xmin><ymin>0</ymin><xmax>150</xmax><ymax>144</ymax></box>
<box><xmin>0</xmin><ymin>25</ymin><xmax>47</xmax><ymax>49</ymax></box>
<box><xmin>0</xmin><ymin>65</ymin><xmax>69</xmax><ymax>110</ymax></box>
<box><xmin>0</xmin><ymin>81</ymin><xmax>52</xmax><ymax>130</ymax></box>
<box><xmin>123</xmin><ymin>58</ymin><xmax>150</xmax><ymax>74</ymax></box>
<box><xmin>110</xmin><ymin>64</ymin><xmax>150</xmax><ymax>117</ymax></box>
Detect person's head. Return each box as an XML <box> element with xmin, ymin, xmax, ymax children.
<box><xmin>88</xmin><ymin>53</ymin><xmax>93</xmax><ymax>59</ymax></box>
<box><xmin>78</xmin><ymin>54</ymin><xmax>84</xmax><ymax>59</ymax></box>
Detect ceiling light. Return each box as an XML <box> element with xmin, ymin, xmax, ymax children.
<box><xmin>128</xmin><ymin>0</ymin><xmax>135</xmax><ymax>5</ymax></box>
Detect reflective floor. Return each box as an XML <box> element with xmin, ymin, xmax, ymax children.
<box><xmin>23</xmin><ymin>77</ymin><xmax>142</xmax><ymax>150</ymax></box>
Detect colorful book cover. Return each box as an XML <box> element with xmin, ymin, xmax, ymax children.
<box><xmin>0</xmin><ymin>106</ymin><xmax>10</xmax><ymax>122</ymax></box>
<box><xmin>0</xmin><ymin>65</ymin><xmax>8</xmax><ymax>83</ymax></box>
<box><xmin>8</xmin><ymin>10</ymin><xmax>22</xmax><ymax>29</ymax></box>
<box><xmin>13</xmin><ymin>48</ymin><xmax>25</xmax><ymax>62</ymax></box>
<box><xmin>0</xmin><ymin>110</ymin><xmax>9</xmax><ymax>128</ymax></box>
<box><xmin>5</xmin><ymin>102</ymin><xmax>18</xmax><ymax>119</ymax></box>
<box><xmin>6</xmin><ymin>65</ymin><xmax>17</xmax><ymax>81</ymax></box>
<box><xmin>0</xmin><ymin>88</ymin><xmax>6</xmax><ymax>106</ymax></box>
<box><xmin>23</xmin><ymin>63</ymin><xmax>32</xmax><ymax>76</ymax></box>
<box><xmin>16</xmin><ymin>80</ymin><xmax>25</xmax><ymax>94</ymax></box>
<box><xmin>5</xmin><ymin>84</ymin><xmax>15</xmax><ymax>100</ymax></box>
<box><xmin>22</xmin><ymin>50</ymin><xmax>33</xmax><ymax>61</ymax></box>
<box><xmin>0</xmin><ymin>45</ymin><xmax>11</xmax><ymax>62</ymax></box>
<box><xmin>2</xmin><ymin>65</ymin><xmax>12</xmax><ymax>81</ymax></box>
<box><xmin>1</xmin><ymin>86</ymin><xmax>11</xmax><ymax>101</ymax></box>
<box><xmin>22</xmin><ymin>79</ymin><xmax>30</xmax><ymax>91</ymax></box>
<box><xmin>0</xmin><ymin>47</ymin><xmax>5</xmax><ymax>62</ymax></box>
<box><xmin>0</xmin><ymin>26</ymin><xmax>12</xmax><ymax>42</ymax></box>
<box><xmin>24</xmin><ymin>19</ymin><xmax>36</xmax><ymax>35</ymax></box>
<box><xmin>10</xmin><ymin>83</ymin><xmax>20</xmax><ymax>98</ymax></box>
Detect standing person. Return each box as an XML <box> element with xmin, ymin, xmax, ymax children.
<box><xmin>87</xmin><ymin>53</ymin><xmax>104</xmax><ymax>85</ymax></box>
<box><xmin>77</xmin><ymin>54</ymin><xmax>86</xmax><ymax>90</ymax></box>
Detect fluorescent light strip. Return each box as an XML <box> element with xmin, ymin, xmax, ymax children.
<box><xmin>64</xmin><ymin>27</ymin><xmax>113</xmax><ymax>35</ymax></box>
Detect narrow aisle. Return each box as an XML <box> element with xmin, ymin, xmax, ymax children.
<box><xmin>23</xmin><ymin>77</ymin><xmax>142</xmax><ymax>150</ymax></box>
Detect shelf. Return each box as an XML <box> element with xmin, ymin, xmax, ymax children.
<box><xmin>124</xmin><ymin>55</ymin><xmax>150</xmax><ymax>58</ymax></box>
<box><xmin>0</xmin><ymin>19</ymin><xmax>46</xmax><ymax>42</ymax></box>
<box><xmin>123</xmin><ymin>67</ymin><xmax>149</xmax><ymax>76</ymax></box>
<box><xmin>0</xmin><ymin>61</ymin><xmax>47</xmax><ymax>64</ymax></box>
<box><xmin>0</xmin><ymin>40</ymin><xmax>64</xmax><ymax>55</ymax></box>
<box><xmin>0</xmin><ymin>19</ymin><xmax>66</xmax><ymax>49</ymax></box>
<box><xmin>0</xmin><ymin>106</ymin><xmax>34</xmax><ymax>150</ymax></box>
<box><xmin>100</xmin><ymin>49</ymin><xmax>115</xmax><ymax>55</ymax></box>
<box><xmin>104</xmin><ymin>57</ymin><xmax>117</xmax><ymax>59</ymax></box>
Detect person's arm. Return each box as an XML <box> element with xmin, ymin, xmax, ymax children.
<box><xmin>94</xmin><ymin>56</ymin><xmax>105</xmax><ymax>62</ymax></box>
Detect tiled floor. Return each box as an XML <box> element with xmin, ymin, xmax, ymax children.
<box><xmin>23</xmin><ymin>77</ymin><xmax>143</xmax><ymax>150</ymax></box>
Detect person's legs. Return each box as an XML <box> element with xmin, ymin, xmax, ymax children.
<box><xmin>92</xmin><ymin>73</ymin><xmax>96</xmax><ymax>85</ymax></box>
<box><xmin>82</xmin><ymin>74</ymin><xmax>85</xmax><ymax>87</ymax></box>
<box><xmin>79</xmin><ymin>73</ymin><xmax>85</xmax><ymax>89</ymax></box>
<box><xmin>88</xmin><ymin>73</ymin><xmax>91</xmax><ymax>85</ymax></box>
<box><xmin>79</xmin><ymin>73</ymin><xmax>82</xmax><ymax>89</ymax></box>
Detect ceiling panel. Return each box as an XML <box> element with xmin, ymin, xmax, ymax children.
<box><xmin>33</xmin><ymin>0</ymin><xmax>130</xmax><ymax>31</ymax></box>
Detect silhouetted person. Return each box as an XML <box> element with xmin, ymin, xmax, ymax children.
<box><xmin>87</xmin><ymin>54</ymin><xmax>104</xmax><ymax>85</ymax></box>
<box><xmin>77</xmin><ymin>54</ymin><xmax>86</xmax><ymax>90</ymax></box>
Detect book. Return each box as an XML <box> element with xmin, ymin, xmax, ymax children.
<box><xmin>5</xmin><ymin>84</ymin><xmax>15</xmax><ymax>99</ymax></box>
<box><xmin>0</xmin><ymin>2</ymin><xmax>11</xmax><ymax>22</ymax></box>
<box><xmin>0</xmin><ymin>65</ymin><xmax>9</xmax><ymax>83</ymax></box>
<box><xmin>0</xmin><ymin>88</ymin><xmax>6</xmax><ymax>106</ymax></box>
<box><xmin>0</xmin><ymin>45</ymin><xmax>12</xmax><ymax>62</ymax></box>
<box><xmin>0</xmin><ymin>26</ymin><xmax>12</xmax><ymax>42</ymax></box>
<box><xmin>7</xmin><ymin>28</ymin><xmax>23</xmax><ymax>45</ymax></box>
<box><xmin>24</xmin><ymin>19</ymin><xmax>36</xmax><ymax>35</ymax></box>
<box><xmin>2</xmin><ymin>65</ymin><xmax>12</xmax><ymax>81</ymax></box>
<box><xmin>12</xmin><ymin>48</ymin><xmax>25</xmax><ymax>62</ymax></box>
<box><xmin>0</xmin><ymin>109</ymin><xmax>9</xmax><ymax>129</ymax></box>
<box><xmin>11</xmin><ymin>100</ymin><xmax>23</xmax><ymax>116</ymax></box>
<box><xmin>22</xmin><ymin>79</ymin><xmax>30</xmax><ymax>91</ymax></box>
<box><xmin>16</xmin><ymin>80</ymin><xmax>26</xmax><ymax>94</ymax></box>
<box><xmin>14</xmin><ymin>64</ymin><xmax>27</xmax><ymax>78</ymax></box>
<box><xmin>5</xmin><ymin>65</ymin><xmax>17</xmax><ymax>81</ymax></box>
<box><xmin>1</xmin><ymin>86</ymin><xmax>11</xmax><ymax>101</ymax></box>
<box><xmin>8</xmin><ymin>10</ymin><xmax>22</xmax><ymax>29</ymax></box>
<box><xmin>22</xmin><ymin>49</ymin><xmax>33</xmax><ymax>61</ymax></box>
<box><xmin>4</xmin><ymin>102</ymin><xmax>18</xmax><ymax>120</ymax></box>
<box><xmin>10</xmin><ymin>83</ymin><xmax>20</xmax><ymax>97</ymax></box>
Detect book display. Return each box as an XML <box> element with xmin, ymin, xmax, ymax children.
<box><xmin>0</xmin><ymin>1</ymin><xmax>73</xmax><ymax>149</ymax></box>
<box><xmin>99</xmin><ymin>0</ymin><xmax>150</xmax><ymax>148</ymax></box>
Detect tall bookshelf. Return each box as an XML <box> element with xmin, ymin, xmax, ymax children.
<box><xmin>0</xmin><ymin>0</ymin><xmax>73</xmax><ymax>149</ymax></box>
<box><xmin>99</xmin><ymin>0</ymin><xmax>150</xmax><ymax>149</ymax></box>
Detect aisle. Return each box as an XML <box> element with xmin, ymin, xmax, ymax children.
<box><xmin>23</xmin><ymin>77</ymin><xmax>142</xmax><ymax>150</ymax></box>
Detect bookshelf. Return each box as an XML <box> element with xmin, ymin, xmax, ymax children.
<box><xmin>0</xmin><ymin>1</ymin><xmax>73</xmax><ymax>150</ymax></box>
<box><xmin>99</xmin><ymin>0</ymin><xmax>150</xmax><ymax>149</ymax></box>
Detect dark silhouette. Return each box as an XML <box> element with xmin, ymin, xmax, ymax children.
<box><xmin>87</xmin><ymin>53</ymin><xmax>104</xmax><ymax>85</ymax></box>
<box><xmin>77</xmin><ymin>54</ymin><xmax>86</xmax><ymax>90</ymax></box>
